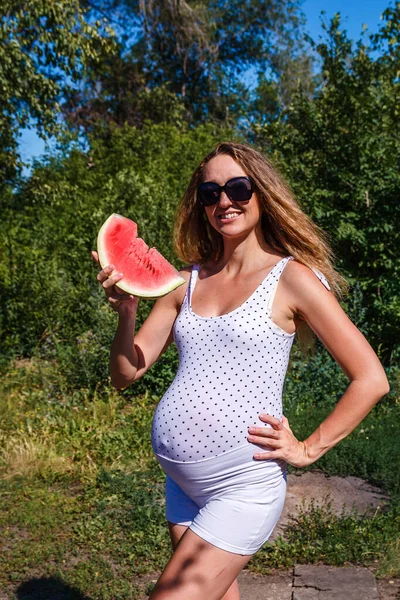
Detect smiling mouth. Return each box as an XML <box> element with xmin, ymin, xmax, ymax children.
<box><xmin>218</xmin><ymin>213</ymin><xmax>241</xmax><ymax>220</ymax></box>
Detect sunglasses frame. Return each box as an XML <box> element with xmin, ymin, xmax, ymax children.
<box><xmin>197</xmin><ymin>176</ymin><xmax>255</xmax><ymax>207</ymax></box>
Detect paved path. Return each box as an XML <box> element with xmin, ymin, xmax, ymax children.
<box><xmin>140</xmin><ymin>564</ymin><xmax>399</xmax><ymax>598</ymax></box>
<box><xmin>238</xmin><ymin>565</ymin><xmax>380</xmax><ymax>600</ymax></box>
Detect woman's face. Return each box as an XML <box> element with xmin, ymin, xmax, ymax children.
<box><xmin>201</xmin><ymin>154</ymin><xmax>261</xmax><ymax>239</ymax></box>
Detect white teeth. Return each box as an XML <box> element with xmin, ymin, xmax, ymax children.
<box><xmin>220</xmin><ymin>213</ymin><xmax>240</xmax><ymax>219</ymax></box>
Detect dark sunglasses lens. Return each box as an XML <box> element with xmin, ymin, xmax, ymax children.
<box><xmin>199</xmin><ymin>183</ymin><xmax>220</xmax><ymax>206</ymax></box>
<box><xmin>226</xmin><ymin>178</ymin><xmax>253</xmax><ymax>201</ymax></box>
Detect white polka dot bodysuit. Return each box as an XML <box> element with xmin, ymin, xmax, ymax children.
<box><xmin>151</xmin><ymin>255</ymin><xmax>330</xmax><ymax>462</ymax></box>
<box><xmin>151</xmin><ymin>255</ymin><xmax>331</xmax><ymax>555</ymax></box>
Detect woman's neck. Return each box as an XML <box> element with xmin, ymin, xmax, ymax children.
<box><xmin>211</xmin><ymin>227</ymin><xmax>279</xmax><ymax>276</ymax></box>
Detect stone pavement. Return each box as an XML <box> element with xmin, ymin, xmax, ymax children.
<box><xmin>238</xmin><ymin>565</ymin><xmax>380</xmax><ymax>600</ymax></box>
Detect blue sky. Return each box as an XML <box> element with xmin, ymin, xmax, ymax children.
<box><xmin>18</xmin><ymin>0</ymin><xmax>391</xmax><ymax>167</ymax></box>
<box><xmin>303</xmin><ymin>0</ymin><xmax>389</xmax><ymax>42</ymax></box>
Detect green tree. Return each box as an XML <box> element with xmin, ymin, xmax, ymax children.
<box><xmin>67</xmin><ymin>0</ymin><xmax>314</xmax><ymax>130</ymax></box>
<box><xmin>0</xmin><ymin>119</ymin><xmax>234</xmax><ymax>391</ymax></box>
<box><xmin>0</xmin><ymin>0</ymin><xmax>114</xmax><ymax>186</ymax></box>
<box><xmin>254</xmin><ymin>8</ymin><xmax>400</xmax><ymax>362</ymax></box>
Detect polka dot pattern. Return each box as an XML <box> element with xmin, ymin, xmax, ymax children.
<box><xmin>151</xmin><ymin>256</ymin><xmax>330</xmax><ymax>462</ymax></box>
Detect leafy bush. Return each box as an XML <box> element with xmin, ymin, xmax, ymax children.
<box><xmin>0</xmin><ymin>120</ymin><xmax>233</xmax><ymax>382</ymax></box>
<box><xmin>252</xmin><ymin>498</ymin><xmax>400</xmax><ymax>571</ymax></box>
<box><xmin>255</xmin><ymin>11</ymin><xmax>400</xmax><ymax>362</ymax></box>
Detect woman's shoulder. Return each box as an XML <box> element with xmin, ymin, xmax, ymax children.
<box><xmin>284</xmin><ymin>257</ymin><xmax>331</xmax><ymax>291</ymax></box>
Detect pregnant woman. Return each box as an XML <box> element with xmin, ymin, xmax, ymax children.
<box><xmin>93</xmin><ymin>141</ymin><xmax>389</xmax><ymax>600</ymax></box>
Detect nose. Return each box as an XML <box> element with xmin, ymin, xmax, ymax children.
<box><xmin>218</xmin><ymin>190</ymin><xmax>233</xmax><ymax>207</ymax></box>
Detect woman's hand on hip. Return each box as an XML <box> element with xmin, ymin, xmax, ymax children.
<box><xmin>247</xmin><ymin>414</ymin><xmax>312</xmax><ymax>468</ymax></box>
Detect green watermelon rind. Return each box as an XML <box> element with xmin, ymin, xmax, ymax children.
<box><xmin>97</xmin><ymin>213</ymin><xmax>185</xmax><ymax>298</ymax></box>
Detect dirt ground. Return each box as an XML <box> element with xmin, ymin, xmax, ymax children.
<box><xmin>272</xmin><ymin>469</ymin><xmax>391</xmax><ymax>539</ymax></box>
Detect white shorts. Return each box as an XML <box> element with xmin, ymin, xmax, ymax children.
<box><xmin>155</xmin><ymin>442</ymin><xmax>287</xmax><ymax>555</ymax></box>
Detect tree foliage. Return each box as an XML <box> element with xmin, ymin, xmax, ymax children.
<box><xmin>0</xmin><ymin>119</ymin><xmax>234</xmax><ymax>391</ymax></box>
<box><xmin>254</xmin><ymin>8</ymin><xmax>400</xmax><ymax>362</ymax></box>
<box><xmin>1</xmin><ymin>2</ymin><xmax>399</xmax><ymax>391</ymax></box>
<box><xmin>0</xmin><ymin>0</ymin><xmax>114</xmax><ymax>185</ymax></box>
<box><xmin>66</xmin><ymin>0</ymin><xmax>314</xmax><ymax>130</ymax></box>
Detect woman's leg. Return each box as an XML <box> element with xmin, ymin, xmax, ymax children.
<box><xmin>150</xmin><ymin>524</ymin><xmax>251</xmax><ymax>600</ymax></box>
<box><xmin>168</xmin><ymin>523</ymin><xmax>241</xmax><ymax>600</ymax></box>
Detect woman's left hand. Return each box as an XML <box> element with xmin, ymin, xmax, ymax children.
<box><xmin>247</xmin><ymin>414</ymin><xmax>313</xmax><ymax>468</ymax></box>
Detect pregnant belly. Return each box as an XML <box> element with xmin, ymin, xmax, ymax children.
<box><xmin>151</xmin><ymin>401</ymin><xmax>278</xmax><ymax>463</ymax></box>
<box><xmin>151</xmin><ymin>397</ymin><xmax>247</xmax><ymax>461</ymax></box>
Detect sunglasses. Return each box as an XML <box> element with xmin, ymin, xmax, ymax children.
<box><xmin>197</xmin><ymin>176</ymin><xmax>255</xmax><ymax>207</ymax></box>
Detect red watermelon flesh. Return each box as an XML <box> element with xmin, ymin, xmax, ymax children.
<box><xmin>97</xmin><ymin>213</ymin><xmax>185</xmax><ymax>298</ymax></box>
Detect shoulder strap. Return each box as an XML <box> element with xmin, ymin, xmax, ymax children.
<box><xmin>187</xmin><ymin>264</ymin><xmax>200</xmax><ymax>304</ymax></box>
<box><xmin>310</xmin><ymin>267</ymin><xmax>331</xmax><ymax>290</ymax></box>
<box><xmin>266</xmin><ymin>258</ymin><xmax>331</xmax><ymax>314</ymax></box>
<box><xmin>266</xmin><ymin>256</ymin><xmax>294</xmax><ymax>313</ymax></box>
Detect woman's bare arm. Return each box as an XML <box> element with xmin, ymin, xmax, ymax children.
<box><xmin>92</xmin><ymin>249</ymin><xmax>191</xmax><ymax>390</ymax></box>
<box><xmin>247</xmin><ymin>261</ymin><xmax>390</xmax><ymax>466</ymax></box>
<box><xmin>290</xmin><ymin>262</ymin><xmax>389</xmax><ymax>462</ymax></box>
<box><xmin>110</xmin><ymin>269</ymin><xmax>191</xmax><ymax>389</ymax></box>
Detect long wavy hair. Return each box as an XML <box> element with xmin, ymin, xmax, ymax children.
<box><xmin>173</xmin><ymin>141</ymin><xmax>349</xmax><ymax>353</ymax></box>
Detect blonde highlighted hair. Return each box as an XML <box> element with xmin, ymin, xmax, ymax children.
<box><xmin>173</xmin><ymin>141</ymin><xmax>349</xmax><ymax>353</ymax></box>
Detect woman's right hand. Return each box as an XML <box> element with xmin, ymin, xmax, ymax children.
<box><xmin>92</xmin><ymin>250</ymin><xmax>139</xmax><ymax>317</ymax></box>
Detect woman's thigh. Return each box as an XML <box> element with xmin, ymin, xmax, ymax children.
<box><xmin>149</xmin><ymin>527</ymin><xmax>252</xmax><ymax>600</ymax></box>
<box><xmin>168</xmin><ymin>521</ymin><xmax>188</xmax><ymax>550</ymax></box>
<box><xmin>167</xmin><ymin>522</ymin><xmax>241</xmax><ymax>600</ymax></box>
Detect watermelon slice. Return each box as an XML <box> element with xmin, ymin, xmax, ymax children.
<box><xmin>97</xmin><ymin>213</ymin><xmax>185</xmax><ymax>298</ymax></box>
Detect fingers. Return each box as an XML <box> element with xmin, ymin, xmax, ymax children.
<box><xmin>95</xmin><ymin>264</ymin><xmax>128</xmax><ymax>302</ymax></box>
<box><xmin>247</xmin><ymin>433</ymin><xmax>281</xmax><ymax>448</ymax></box>
<box><xmin>102</xmin><ymin>274</ymin><xmax>134</xmax><ymax>305</ymax></box>
<box><xmin>92</xmin><ymin>253</ymin><xmax>118</xmax><ymax>288</ymax></box>
<box><xmin>257</xmin><ymin>413</ymin><xmax>283</xmax><ymax>430</ymax></box>
<box><xmin>102</xmin><ymin>271</ymin><xmax>123</xmax><ymax>290</ymax></box>
<box><xmin>96</xmin><ymin>266</ymin><xmax>129</xmax><ymax>300</ymax></box>
<box><xmin>93</xmin><ymin>254</ymin><xmax>138</xmax><ymax>313</ymax></box>
<box><xmin>248</xmin><ymin>426</ymin><xmax>279</xmax><ymax>438</ymax></box>
<box><xmin>96</xmin><ymin>264</ymin><xmax>115</xmax><ymax>284</ymax></box>
<box><xmin>248</xmin><ymin>413</ymin><xmax>288</xmax><ymax>461</ymax></box>
<box><xmin>249</xmin><ymin>433</ymin><xmax>286</xmax><ymax>461</ymax></box>
<box><xmin>108</xmin><ymin>296</ymin><xmax>122</xmax><ymax>309</ymax></box>
<box><xmin>253</xmin><ymin>451</ymin><xmax>280</xmax><ymax>460</ymax></box>
<box><xmin>248</xmin><ymin>413</ymin><xmax>308</xmax><ymax>467</ymax></box>
<box><xmin>108</xmin><ymin>292</ymin><xmax>134</xmax><ymax>304</ymax></box>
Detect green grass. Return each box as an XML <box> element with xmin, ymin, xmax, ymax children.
<box><xmin>286</xmin><ymin>400</ymin><xmax>400</xmax><ymax>498</ymax></box>
<box><xmin>250</xmin><ymin>497</ymin><xmax>400</xmax><ymax>574</ymax></box>
<box><xmin>0</xmin><ymin>357</ymin><xmax>399</xmax><ymax>598</ymax></box>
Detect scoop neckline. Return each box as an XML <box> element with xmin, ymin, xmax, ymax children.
<box><xmin>188</xmin><ymin>256</ymin><xmax>290</xmax><ymax>321</ymax></box>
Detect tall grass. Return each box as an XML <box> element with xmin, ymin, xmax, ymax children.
<box><xmin>0</xmin><ymin>351</ymin><xmax>399</xmax><ymax>598</ymax></box>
